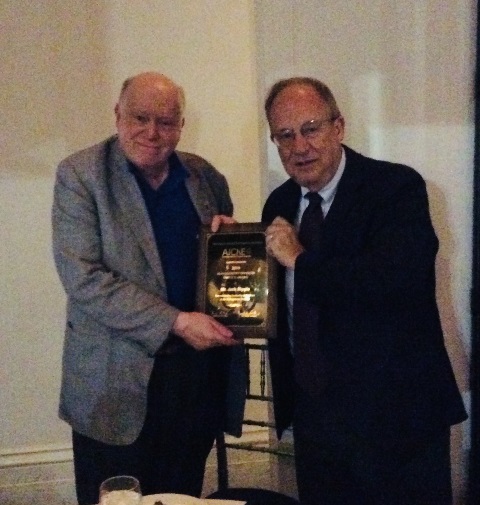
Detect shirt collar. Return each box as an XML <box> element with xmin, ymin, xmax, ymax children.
<box><xmin>300</xmin><ymin>147</ymin><xmax>346</xmax><ymax>206</ymax></box>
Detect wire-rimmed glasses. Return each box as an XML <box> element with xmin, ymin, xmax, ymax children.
<box><xmin>271</xmin><ymin>117</ymin><xmax>338</xmax><ymax>150</ymax></box>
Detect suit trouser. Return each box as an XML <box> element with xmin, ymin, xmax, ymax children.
<box><xmin>73</xmin><ymin>348</ymin><xmax>225</xmax><ymax>505</ymax></box>
<box><xmin>292</xmin><ymin>389</ymin><xmax>453</xmax><ymax>505</ymax></box>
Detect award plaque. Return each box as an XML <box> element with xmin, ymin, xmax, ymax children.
<box><xmin>196</xmin><ymin>222</ymin><xmax>277</xmax><ymax>339</ymax></box>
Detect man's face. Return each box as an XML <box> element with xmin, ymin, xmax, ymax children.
<box><xmin>268</xmin><ymin>84</ymin><xmax>345</xmax><ymax>192</ymax></box>
<box><xmin>115</xmin><ymin>76</ymin><xmax>184</xmax><ymax>173</ymax></box>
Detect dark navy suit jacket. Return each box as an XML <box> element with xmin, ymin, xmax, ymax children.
<box><xmin>262</xmin><ymin>145</ymin><xmax>466</xmax><ymax>461</ymax></box>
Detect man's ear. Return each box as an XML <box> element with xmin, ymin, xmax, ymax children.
<box><xmin>334</xmin><ymin>116</ymin><xmax>345</xmax><ymax>142</ymax></box>
<box><xmin>114</xmin><ymin>103</ymin><xmax>120</xmax><ymax>123</ymax></box>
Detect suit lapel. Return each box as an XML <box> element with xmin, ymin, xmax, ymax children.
<box><xmin>277</xmin><ymin>180</ymin><xmax>302</xmax><ymax>224</ymax></box>
<box><xmin>177</xmin><ymin>152</ymin><xmax>220</xmax><ymax>225</ymax></box>
<box><xmin>109</xmin><ymin>140</ymin><xmax>165</xmax><ymax>283</ymax></box>
<box><xmin>184</xmin><ymin>169</ymin><xmax>215</xmax><ymax>225</ymax></box>
<box><xmin>322</xmin><ymin>146</ymin><xmax>364</xmax><ymax>232</ymax></box>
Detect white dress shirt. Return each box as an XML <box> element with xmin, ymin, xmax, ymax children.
<box><xmin>285</xmin><ymin>148</ymin><xmax>346</xmax><ymax>350</ymax></box>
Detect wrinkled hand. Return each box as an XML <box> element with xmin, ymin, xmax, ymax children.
<box><xmin>265</xmin><ymin>216</ymin><xmax>304</xmax><ymax>269</ymax></box>
<box><xmin>211</xmin><ymin>214</ymin><xmax>237</xmax><ymax>232</ymax></box>
<box><xmin>172</xmin><ymin>311</ymin><xmax>239</xmax><ymax>350</ymax></box>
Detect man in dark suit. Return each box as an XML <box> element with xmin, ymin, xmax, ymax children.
<box><xmin>262</xmin><ymin>77</ymin><xmax>467</xmax><ymax>504</ymax></box>
<box><xmin>52</xmin><ymin>72</ymin><xmax>245</xmax><ymax>504</ymax></box>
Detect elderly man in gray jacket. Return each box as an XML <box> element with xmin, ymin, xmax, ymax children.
<box><xmin>52</xmin><ymin>72</ymin><xmax>245</xmax><ymax>505</ymax></box>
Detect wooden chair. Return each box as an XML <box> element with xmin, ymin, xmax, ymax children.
<box><xmin>211</xmin><ymin>341</ymin><xmax>295</xmax><ymax>496</ymax></box>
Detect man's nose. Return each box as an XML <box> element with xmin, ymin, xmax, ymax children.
<box><xmin>145</xmin><ymin>120</ymin><xmax>160</xmax><ymax>137</ymax></box>
<box><xmin>291</xmin><ymin>132</ymin><xmax>310</xmax><ymax>153</ymax></box>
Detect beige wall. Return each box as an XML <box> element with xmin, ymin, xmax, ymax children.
<box><xmin>0</xmin><ymin>1</ymin><xmax>476</xmax><ymax>503</ymax></box>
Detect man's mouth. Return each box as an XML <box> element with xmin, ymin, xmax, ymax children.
<box><xmin>137</xmin><ymin>143</ymin><xmax>160</xmax><ymax>151</ymax></box>
<box><xmin>295</xmin><ymin>159</ymin><xmax>316</xmax><ymax>167</ymax></box>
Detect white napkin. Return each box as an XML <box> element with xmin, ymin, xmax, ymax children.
<box><xmin>142</xmin><ymin>494</ymin><xmax>245</xmax><ymax>505</ymax></box>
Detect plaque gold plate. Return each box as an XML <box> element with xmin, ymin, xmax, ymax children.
<box><xmin>196</xmin><ymin>222</ymin><xmax>277</xmax><ymax>339</ymax></box>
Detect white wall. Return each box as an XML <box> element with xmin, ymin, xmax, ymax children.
<box><xmin>0</xmin><ymin>0</ymin><xmax>476</xmax><ymax>503</ymax></box>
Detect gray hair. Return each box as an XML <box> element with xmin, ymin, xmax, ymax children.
<box><xmin>265</xmin><ymin>77</ymin><xmax>341</xmax><ymax>121</ymax></box>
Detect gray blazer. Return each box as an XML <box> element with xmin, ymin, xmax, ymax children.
<box><xmin>52</xmin><ymin>136</ymin><xmax>246</xmax><ymax>444</ymax></box>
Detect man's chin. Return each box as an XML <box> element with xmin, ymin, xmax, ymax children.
<box><xmin>291</xmin><ymin>172</ymin><xmax>318</xmax><ymax>189</ymax></box>
<box><xmin>130</xmin><ymin>156</ymin><xmax>167</xmax><ymax>172</ymax></box>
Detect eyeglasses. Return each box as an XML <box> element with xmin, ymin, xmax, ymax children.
<box><xmin>127</xmin><ymin>112</ymin><xmax>183</xmax><ymax>133</ymax></box>
<box><xmin>271</xmin><ymin>117</ymin><xmax>338</xmax><ymax>149</ymax></box>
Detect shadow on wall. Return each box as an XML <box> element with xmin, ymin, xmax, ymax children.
<box><xmin>1</xmin><ymin>2</ymin><xmax>113</xmax><ymax>180</ymax></box>
<box><xmin>428</xmin><ymin>181</ymin><xmax>470</xmax><ymax>505</ymax></box>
